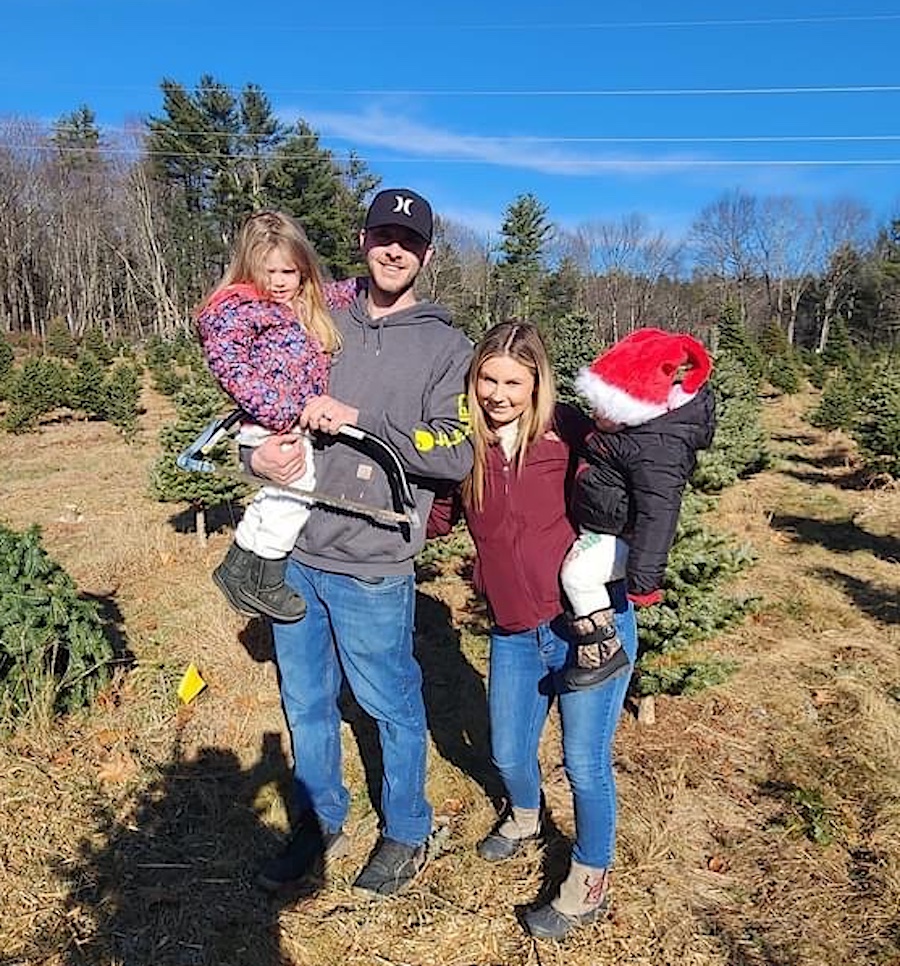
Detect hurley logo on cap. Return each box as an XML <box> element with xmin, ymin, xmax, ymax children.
<box><xmin>364</xmin><ymin>188</ymin><xmax>434</xmax><ymax>244</ymax></box>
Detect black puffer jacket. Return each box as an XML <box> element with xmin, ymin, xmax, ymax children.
<box><xmin>572</xmin><ymin>384</ymin><xmax>716</xmax><ymax>597</ymax></box>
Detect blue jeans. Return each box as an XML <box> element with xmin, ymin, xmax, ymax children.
<box><xmin>487</xmin><ymin>589</ymin><xmax>637</xmax><ymax>868</ymax></box>
<box><xmin>272</xmin><ymin>560</ymin><xmax>432</xmax><ymax>847</ymax></box>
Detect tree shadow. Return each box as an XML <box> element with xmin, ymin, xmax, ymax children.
<box><xmin>778</xmin><ymin>465</ymin><xmax>873</xmax><ymax>490</ymax></box>
<box><xmin>696</xmin><ymin>916</ymin><xmax>803</xmax><ymax>966</ymax></box>
<box><xmin>769</xmin><ymin>429</ymin><xmax>821</xmax><ymax>446</ymax></box>
<box><xmin>768</xmin><ymin>513</ymin><xmax>900</xmax><ymax>564</ymax></box>
<box><xmin>414</xmin><ymin>590</ymin><xmax>505</xmax><ymax>808</ymax></box>
<box><xmin>79</xmin><ymin>590</ymin><xmax>136</xmax><ymax>675</ymax></box>
<box><xmin>49</xmin><ymin>732</ymin><xmax>291</xmax><ymax>966</ymax></box>
<box><xmin>168</xmin><ymin>501</ymin><xmax>244</xmax><ymax>537</ymax></box>
<box><xmin>815</xmin><ymin>567</ymin><xmax>900</xmax><ymax>625</ymax></box>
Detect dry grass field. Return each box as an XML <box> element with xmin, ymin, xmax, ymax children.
<box><xmin>1</xmin><ymin>385</ymin><xmax>899</xmax><ymax>966</ymax></box>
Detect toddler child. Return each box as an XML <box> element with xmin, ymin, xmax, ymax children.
<box><xmin>196</xmin><ymin>210</ymin><xmax>357</xmax><ymax>621</ymax></box>
<box><xmin>560</xmin><ymin>327</ymin><xmax>716</xmax><ymax>690</ymax></box>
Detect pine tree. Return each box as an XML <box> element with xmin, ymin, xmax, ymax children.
<box><xmin>634</xmin><ymin>492</ymin><xmax>758</xmax><ymax>695</ymax></box>
<box><xmin>45</xmin><ymin>321</ymin><xmax>78</xmax><ymax>360</ymax></box>
<box><xmin>495</xmin><ymin>193</ymin><xmax>554</xmax><ymax>323</ymax></box>
<box><xmin>81</xmin><ymin>326</ymin><xmax>114</xmax><ymax>366</ymax></box>
<box><xmin>70</xmin><ymin>350</ymin><xmax>108</xmax><ymax>419</ymax></box>
<box><xmin>0</xmin><ymin>332</ymin><xmax>13</xmax><ymax>396</ymax></box>
<box><xmin>547</xmin><ymin>312</ymin><xmax>597</xmax><ymax>408</ymax></box>
<box><xmin>851</xmin><ymin>365</ymin><xmax>900</xmax><ymax>479</ymax></box>
<box><xmin>0</xmin><ymin>524</ymin><xmax>114</xmax><ymax>726</ymax></box>
<box><xmin>3</xmin><ymin>357</ymin><xmax>71</xmax><ymax>432</ymax></box>
<box><xmin>808</xmin><ymin>368</ymin><xmax>865</xmax><ymax>432</ymax></box>
<box><xmin>100</xmin><ymin>362</ymin><xmax>142</xmax><ymax>435</ymax></box>
<box><xmin>266</xmin><ymin>121</ymin><xmax>373</xmax><ymax>280</ymax></box>
<box><xmin>715</xmin><ymin>301</ymin><xmax>765</xmax><ymax>380</ymax></box>
<box><xmin>821</xmin><ymin>315</ymin><xmax>854</xmax><ymax>370</ymax></box>
<box><xmin>149</xmin><ymin>380</ymin><xmax>247</xmax><ymax>543</ymax></box>
<box><xmin>692</xmin><ymin>354</ymin><xmax>770</xmax><ymax>491</ymax></box>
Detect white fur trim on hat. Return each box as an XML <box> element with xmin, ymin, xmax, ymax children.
<box><xmin>576</xmin><ymin>327</ymin><xmax>712</xmax><ymax>427</ymax></box>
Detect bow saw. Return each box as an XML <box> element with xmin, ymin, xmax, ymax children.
<box><xmin>176</xmin><ymin>408</ymin><xmax>421</xmax><ymax>530</ymax></box>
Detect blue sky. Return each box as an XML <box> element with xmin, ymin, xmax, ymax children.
<box><xmin>3</xmin><ymin>1</ymin><xmax>900</xmax><ymax>243</ymax></box>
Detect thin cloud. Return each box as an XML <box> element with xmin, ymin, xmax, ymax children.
<box><xmin>289</xmin><ymin>105</ymin><xmax>709</xmax><ymax>177</ymax></box>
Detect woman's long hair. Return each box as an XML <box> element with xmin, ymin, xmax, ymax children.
<box><xmin>463</xmin><ymin>321</ymin><xmax>556</xmax><ymax>511</ymax></box>
<box><xmin>205</xmin><ymin>210</ymin><xmax>341</xmax><ymax>353</ymax></box>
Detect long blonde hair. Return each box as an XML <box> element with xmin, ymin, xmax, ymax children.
<box><xmin>208</xmin><ymin>210</ymin><xmax>341</xmax><ymax>353</ymax></box>
<box><xmin>463</xmin><ymin>321</ymin><xmax>557</xmax><ymax>511</ymax></box>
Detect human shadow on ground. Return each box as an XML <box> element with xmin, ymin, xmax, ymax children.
<box><xmin>340</xmin><ymin>590</ymin><xmax>505</xmax><ymax>820</ymax></box>
<box><xmin>50</xmin><ymin>733</ymin><xmax>292</xmax><ymax>966</ymax></box>
<box><xmin>815</xmin><ymin>567</ymin><xmax>900</xmax><ymax>625</ymax></box>
<box><xmin>768</xmin><ymin>513</ymin><xmax>900</xmax><ymax>564</ymax></box>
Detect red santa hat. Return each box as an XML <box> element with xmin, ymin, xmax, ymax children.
<box><xmin>574</xmin><ymin>327</ymin><xmax>713</xmax><ymax>427</ymax></box>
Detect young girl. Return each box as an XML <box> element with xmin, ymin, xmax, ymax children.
<box><xmin>428</xmin><ymin>321</ymin><xmax>638</xmax><ymax>940</ymax></box>
<box><xmin>560</xmin><ymin>327</ymin><xmax>716</xmax><ymax>691</ymax></box>
<box><xmin>196</xmin><ymin>210</ymin><xmax>357</xmax><ymax>622</ymax></box>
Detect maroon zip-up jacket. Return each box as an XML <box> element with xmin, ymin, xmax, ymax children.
<box><xmin>428</xmin><ymin>404</ymin><xmax>590</xmax><ymax>632</ymax></box>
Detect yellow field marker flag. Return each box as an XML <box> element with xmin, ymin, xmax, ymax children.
<box><xmin>177</xmin><ymin>663</ymin><xmax>207</xmax><ymax>704</ymax></box>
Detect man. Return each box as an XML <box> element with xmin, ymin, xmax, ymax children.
<box><xmin>250</xmin><ymin>188</ymin><xmax>473</xmax><ymax>896</ymax></box>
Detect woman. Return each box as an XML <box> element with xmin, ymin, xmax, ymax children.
<box><xmin>429</xmin><ymin>321</ymin><xmax>638</xmax><ymax>940</ymax></box>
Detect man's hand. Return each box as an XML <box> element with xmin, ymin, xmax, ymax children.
<box><xmin>250</xmin><ymin>433</ymin><xmax>307</xmax><ymax>485</ymax></box>
<box><xmin>301</xmin><ymin>394</ymin><xmax>359</xmax><ymax>436</ymax></box>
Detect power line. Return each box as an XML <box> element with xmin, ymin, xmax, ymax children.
<box><xmin>268</xmin><ymin>84</ymin><xmax>900</xmax><ymax>97</ymax></box>
<box><xmin>12</xmin><ymin>142</ymin><xmax>900</xmax><ymax>167</ymax></box>
<box><xmin>76</xmin><ymin>130</ymin><xmax>900</xmax><ymax>144</ymax></box>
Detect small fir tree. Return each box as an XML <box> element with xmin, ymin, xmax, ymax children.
<box><xmin>716</xmin><ymin>301</ymin><xmax>765</xmax><ymax>381</ymax></box>
<box><xmin>808</xmin><ymin>368</ymin><xmax>866</xmax><ymax>432</ymax></box>
<box><xmin>2</xmin><ymin>357</ymin><xmax>71</xmax><ymax>432</ymax></box>
<box><xmin>547</xmin><ymin>312</ymin><xmax>597</xmax><ymax>409</ymax></box>
<box><xmin>634</xmin><ymin>492</ymin><xmax>758</xmax><ymax>695</ymax></box>
<box><xmin>70</xmin><ymin>350</ymin><xmax>108</xmax><ymax>419</ymax></box>
<box><xmin>0</xmin><ymin>332</ymin><xmax>13</xmax><ymax>383</ymax></box>
<box><xmin>760</xmin><ymin>321</ymin><xmax>803</xmax><ymax>395</ymax></box>
<box><xmin>45</xmin><ymin>321</ymin><xmax>78</xmax><ymax>360</ymax></box>
<box><xmin>821</xmin><ymin>315</ymin><xmax>854</xmax><ymax>370</ymax></box>
<box><xmin>81</xmin><ymin>326</ymin><xmax>115</xmax><ymax>366</ymax></box>
<box><xmin>0</xmin><ymin>524</ymin><xmax>114</xmax><ymax>726</ymax></box>
<box><xmin>692</xmin><ymin>354</ymin><xmax>770</xmax><ymax>491</ymax></box>
<box><xmin>150</xmin><ymin>380</ymin><xmax>246</xmax><ymax>543</ymax></box>
<box><xmin>851</xmin><ymin>365</ymin><xmax>900</xmax><ymax>479</ymax></box>
<box><xmin>100</xmin><ymin>362</ymin><xmax>142</xmax><ymax>435</ymax></box>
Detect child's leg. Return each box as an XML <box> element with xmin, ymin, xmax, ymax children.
<box><xmin>560</xmin><ymin>533</ymin><xmax>631</xmax><ymax>691</ymax></box>
<box><xmin>214</xmin><ymin>435</ymin><xmax>314</xmax><ymax>622</ymax></box>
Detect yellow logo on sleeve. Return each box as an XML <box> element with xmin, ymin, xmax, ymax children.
<box><xmin>412</xmin><ymin>395</ymin><xmax>472</xmax><ymax>452</ymax></box>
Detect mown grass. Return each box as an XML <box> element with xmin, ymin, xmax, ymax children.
<box><xmin>1</xmin><ymin>385</ymin><xmax>899</xmax><ymax>966</ymax></box>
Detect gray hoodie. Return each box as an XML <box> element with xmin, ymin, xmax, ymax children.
<box><xmin>292</xmin><ymin>294</ymin><xmax>473</xmax><ymax>577</ymax></box>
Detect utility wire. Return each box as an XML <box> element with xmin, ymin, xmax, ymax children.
<box><xmin>13</xmin><ymin>143</ymin><xmax>900</xmax><ymax>167</ymax></box>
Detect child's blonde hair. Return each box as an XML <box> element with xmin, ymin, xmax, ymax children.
<box><xmin>210</xmin><ymin>210</ymin><xmax>341</xmax><ymax>353</ymax></box>
<box><xmin>463</xmin><ymin>321</ymin><xmax>556</xmax><ymax>511</ymax></box>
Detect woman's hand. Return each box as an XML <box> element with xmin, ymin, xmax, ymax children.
<box><xmin>301</xmin><ymin>394</ymin><xmax>359</xmax><ymax>435</ymax></box>
<box><xmin>250</xmin><ymin>433</ymin><xmax>307</xmax><ymax>485</ymax></box>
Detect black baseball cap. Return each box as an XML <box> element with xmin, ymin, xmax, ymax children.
<box><xmin>364</xmin><ymin>188</ymin><xmax>434</xmax><ymax>244</ymax></box>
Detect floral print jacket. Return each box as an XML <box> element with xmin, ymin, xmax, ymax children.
<box><xmin>196</xmin><ymin>278</ymin><xmax>358</xmax><ymax>432</ymax></box>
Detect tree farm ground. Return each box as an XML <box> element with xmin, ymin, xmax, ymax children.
<box><xmin>1</xmin><ymin>385</ymin><xmax>899</xmax><ymax>966</ymax></box>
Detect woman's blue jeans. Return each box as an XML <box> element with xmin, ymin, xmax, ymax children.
<box><xmin>487</xmin><ymin>590</ymin><xmax>637</xmax><ymax>868</ymax></box>
<box><xmin>271</xmin><ymin>559</ymin><xmax>432</xmax><ymax>847</ymax></box>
